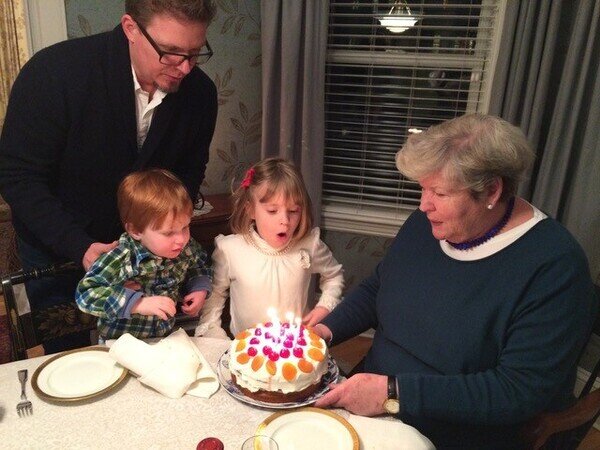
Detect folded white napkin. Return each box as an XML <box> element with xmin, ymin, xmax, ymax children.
<box><xmin>108</xmin><ymin>328</ymin><xmax>219</xmax><ymax>399</ymax></box>
<box><xmin>348</xmin><ymin>414</ymin><xmax>436</xmax><ymax>450</ymax></box>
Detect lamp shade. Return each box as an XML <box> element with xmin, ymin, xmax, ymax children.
<box><xmin>377</xmin><ymin>2</ymin><xmax>418</xmax><ymax>34</ymax></box>
<box><xmin>378</xmin><ymin>15</ymin><xmax>418</xmax><ymax>33</ymax></box>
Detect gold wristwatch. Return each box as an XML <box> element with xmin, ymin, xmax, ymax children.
<box><xmin>383</xmin><ymin>375</ymin><xmax>400</xmax><ymax>414</ymax></box>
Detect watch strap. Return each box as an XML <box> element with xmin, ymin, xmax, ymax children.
<box><xmin>387</xmin><ymin>375</ymin><xmax>398</xmax><ymax>400</ymax></box>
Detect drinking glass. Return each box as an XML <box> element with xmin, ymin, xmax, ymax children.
<box><xmin>241</xmin><ymin>435</ymin><xmax>278</xmax><ymax>450</ymax></box>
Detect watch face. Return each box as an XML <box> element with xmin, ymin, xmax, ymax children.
<box><xmin>384</xmin><ymin>398</ymin><xmax>400</xmax><ymax>414</ymax></box>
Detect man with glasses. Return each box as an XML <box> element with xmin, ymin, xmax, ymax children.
<box><xmin>0</xmin><ymin>0</ymin><xmax>217</xmax><ymax>354</ymax></box>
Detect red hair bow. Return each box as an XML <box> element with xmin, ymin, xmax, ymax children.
<box><xmin>241</xmin><ymin>168</ymin><xmax>255</xmax><ymax>189</ymax></box>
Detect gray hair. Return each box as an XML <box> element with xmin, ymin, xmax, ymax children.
<box><xmin>395</xmin><ymin>113</ymin><xmax>535</xmax><ymax>200</ymax></box>
<box><xmin>125</xmin><ymin>0</ymin><xmax>216</xmax><ymax>27</ymax></box>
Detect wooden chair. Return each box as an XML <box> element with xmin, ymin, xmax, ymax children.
<box><xmin>1</xmin><ymin>262</ymin><xmax>93</xmax><ymax>360</ymax></box>
<box><xmin>1</xmin><ymin>261</ymin><xmax>227</xmax><ymax>357</ymax></box>
<box><xmin>522</xmin><ymin>284</ymin><xmax>600</xmax><ymax>449</ymax></box>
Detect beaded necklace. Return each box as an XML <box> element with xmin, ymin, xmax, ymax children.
<box><xmin>246</xmin><ymin>226</ymin><xmax>292</xmax><ymax>256</ymax></box>
<box><xmin>447</xmin><ymin>196</ymin><xmax>516</xmax><ymax>251</ymax></box>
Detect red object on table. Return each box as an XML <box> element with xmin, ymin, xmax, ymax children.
<box><xmin>196</xmin><ymin>437</ymin><xmax>224</xmax><ymax>450</ymax></box>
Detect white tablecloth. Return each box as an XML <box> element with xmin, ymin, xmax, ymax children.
<box><xmin>0</xmin><ymin>337</ymin><xmax>433</xmax><ymax>449</ymax></box>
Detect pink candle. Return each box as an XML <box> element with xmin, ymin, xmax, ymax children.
<box><xmin>295</xmin><ymin>317</ymin><xmax>301</xmax><ymax>342</ymax></box>
<box><xmin>285</xmin><ymin>312</ymin><xmax>295</xmax><ymax>345</ymax></box>
<box><xmin>267</xmin><ymin>307</ymin><xmax>281</xmax><ymax>350</ymax></box>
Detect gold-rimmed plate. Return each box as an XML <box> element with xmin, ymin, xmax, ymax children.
<box><xmin>256</xmin><ymin>407</ymin><xmax>359</xmax><ymax>449</ymax></box>
<box><xmin>32</xmin><ymin>346</ymin><xmax>128</xmax><ymax>402</ymax></box>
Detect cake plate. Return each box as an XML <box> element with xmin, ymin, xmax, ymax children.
<box><xmin>216</xmin><ymin>349</ymin><xmax>339</xmax><ymax>409</ymax></box>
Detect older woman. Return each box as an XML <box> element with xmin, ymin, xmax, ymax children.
<box><xmin>314</xmin><ymin>114</ymin><xmax>598</xmax><ymax>449</ymax></box>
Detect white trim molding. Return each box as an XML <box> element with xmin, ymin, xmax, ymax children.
<box><xmin>576</xmin><ymin>365</ymin><xmax>600</xmax><ymax>430</ymax></box>
<box><xmin>321</xmin><ymin>203</ymin><xmax>410</xmax><ymax>237</ymax></box>
<box><xmin>26</xmin><ymin>0</ymin><xmax>67</xmax><ymax>54</ymax></box>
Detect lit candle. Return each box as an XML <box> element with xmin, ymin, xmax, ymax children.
<box><xmin>267</xmin><ymin>307</ymin><xmax>279</xmax><ymax>326</ymax></box>
<box><xmin>285</xmin><ymin>312</ymin><xmax>294</xmax><ymax>325</ymax></box>
<box><xmin>268</xmin><ymin>307</ymin><xmax>281</xmax><ymax>351</ymax></box>
<box><xmin>295</xmin><ymin>317</ymin><xmax>302</xmax><ymax>341</ymax></box>
<box><xmin>284</xmin><ymin>312</ymin><xmax>295</xmax><ymax>343</ymax></box>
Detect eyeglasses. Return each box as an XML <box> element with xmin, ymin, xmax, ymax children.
<box><xmin>137</xmin><ymin>22</ymin><xmax>213</xmax><ymax>66</ymax></box>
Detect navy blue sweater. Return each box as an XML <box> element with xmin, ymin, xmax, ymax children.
<box><xmin>323</xmin><ymin>210</ymin><xmax>597</xmax><ymax>449</ymax></box>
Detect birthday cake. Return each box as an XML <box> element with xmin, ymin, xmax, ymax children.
<box><xmin>228</xmin><ymin>321</ymin><xmax>329</xmax><ymax>403</ymax></box>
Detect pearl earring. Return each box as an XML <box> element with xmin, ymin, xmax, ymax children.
<box><xmin>487</xmin><ymin>204</ymin><xmax>493</xmax><ymax>210</ymax></box>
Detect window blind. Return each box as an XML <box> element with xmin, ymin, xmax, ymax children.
<box><xmin>322</xmin><ymin>0</ymin><xmax>505</xmax><ymax>236</ymax></box>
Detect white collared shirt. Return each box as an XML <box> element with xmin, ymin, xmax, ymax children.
<box><xmin>131</xmin><ymin>66</ymin><xmax>167</xmax><ymax>149</ymax></box>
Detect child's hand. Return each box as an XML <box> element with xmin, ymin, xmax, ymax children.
<box><xmin>131</xmin><ymin>296</ymin><xmax>176</xmax><ymax>320</ymax></box>
<box><xmin>302</xmin><ymin>306</ymin><xmax>330</xmax><ymax>327</ymax></box>
<box><xmin>312</xmin><ymin>323</ymin><xmax>333</xmax><ymax>343</ymax></box>
<box><xmin>181</xmin><ymin>290</ymin><xmax>208</xmax><ymax>317</ymax></box>
<box><xmin>123</xmin><ymin>280</ymin><xmax>142</xmax><ymax>291</ymax></box>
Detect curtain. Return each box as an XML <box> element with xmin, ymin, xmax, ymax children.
<box><xmin>490</xmin><ymin>0</ymin><xmax>600</xmax><ymax>281</ymax></box>
<box><xmin>0</xmin><ymin>0</ymin><xmax>30</xmax><ymax>129</ymax></box>
<box><xmin>260</xmin><ymin>0</ymin><xmax>329</xmax><ymax>223</ymax></box>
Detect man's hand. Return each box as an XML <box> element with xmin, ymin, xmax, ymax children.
<box><xmin>82</xmin><ymin>241</ymin><xmax>118</xmax><ymax>270</ymax></box>
<box><xmin>131</xmin><ymin>295</ymin><xmax>176</xmax><ymax>321</ymax></box>
<box><xmin>302</xmin><ymin>306</ymin><xmax>330</xmax><ymax>327</ymax></box>
<box><xmin>314</xmin><ymin>373</ymin><xmax>388</xmax><ymax>416</ymax></box>
<box><xmin>181</xmin><ymin>290</ymin><xmax>208</xmax><ymax>317</ymax></box>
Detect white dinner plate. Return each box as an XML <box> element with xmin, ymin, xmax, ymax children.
<box><xmin>217</xmin><ymin>350</ymin><xmax>339</xmax><ymax>410</ymax></box>
<box><xmin>32</xmin><ymin>346</ymin><xmax>128</xmax><ymax>401</ymax></box>
<box><xmin>257</xmin><ymin>407</ymin><xmax>359</xmax><ymax>450</ymax></box>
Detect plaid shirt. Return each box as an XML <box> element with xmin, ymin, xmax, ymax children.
<box><xmin>76</xmin><ymin>233</ymin><xmax>211</xmax><ymax>340</ymax></box>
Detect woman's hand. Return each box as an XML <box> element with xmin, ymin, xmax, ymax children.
<box><xmin>303</xmin><ymin>306</ymin><xmax>330</xmax><ymax>327</ymax></box>
<box><xmin>181</xmin><ymin>290</ymin><xmax>208</xmax><ymax>317</ymax></box>
<box><xmin>314</xmin><ymin>373</ymin><xmax>388</xmax><ymax>416</ymax></box>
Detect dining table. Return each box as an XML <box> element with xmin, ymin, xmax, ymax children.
<box><xmin>0</xmin><ymin>336</ymin><xmax>434</xmax><ymax>449</ymax></box>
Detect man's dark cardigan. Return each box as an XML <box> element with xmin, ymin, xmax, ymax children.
<box><xmin>0</xmin><ymin>25</ymin><xmax>218</xmax><ymax>266</ymax></box>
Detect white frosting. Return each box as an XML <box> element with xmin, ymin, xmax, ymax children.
<box><xmin>229</xmin><ymin>322</ymin><xmax>329</xmax><ymax>394</ymax></box>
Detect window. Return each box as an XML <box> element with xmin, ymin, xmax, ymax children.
<box><xmin>322</xmin><ymin>0</ymin><xmax>506</xmax><ymax>236</ymax></box>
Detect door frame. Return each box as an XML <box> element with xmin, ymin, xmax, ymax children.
<box><xmin>26</xmin><ymin>0</ymin><xmax>67</xmax><ymax>54</ymax></box>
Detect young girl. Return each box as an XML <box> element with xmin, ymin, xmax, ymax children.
<box><xmin>196</xmin><ymin>157</ymin><xmax>344</xmax><ymax>338</ymax></box>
